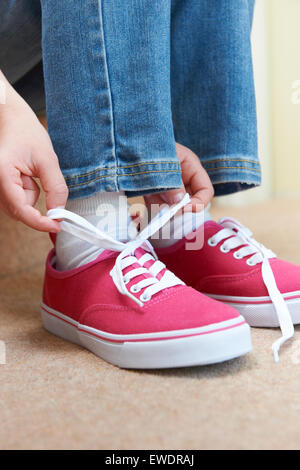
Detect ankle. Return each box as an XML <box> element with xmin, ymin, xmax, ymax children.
<box><xmin>150</xmin><ymin>206</ymin><xmax>211</xmax><ymax>248</ymax></box>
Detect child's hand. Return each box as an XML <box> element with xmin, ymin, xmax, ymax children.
<box><xmin>145</xmin><ymin>142</ymin><xmax>214</xmax><ymax>212</ymax></box>
<box><xmin>0</xmin><ymin>72</ymin><xmax>68</xmax><ymax>232</ymax></box>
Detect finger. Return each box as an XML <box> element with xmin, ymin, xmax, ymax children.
<box><xmin>181</xmin><ymin>160</ymin><xmax>214</xmax><ymax>211</ymax></box>
<box><xmin>37</xmin><ymin>151</ymin><xmax>68</xmax><ymax>209</ymax></box>
<box><xmin>176</xmin><ymin>145</ymin><xmax>213</xmax><ymax>208</ymax></box>
<box><xmin>21</xmin><ymin>175</ymin><xmax>40</xmax><ymax>207</ymax></box>
<box><xmin>190</xmin><ymin>167</ymin><xmax>214</xmax><ymax>209</ymax></box>
<box><xmin>160</xmin><ymin>187</ymin><xmax>186</xmax><ymax>205</ymax></box>
<box><xmin>184</xmin><ymin>189</ymin><xmax>212</xmax><ymax>213</ymax></box>
<box><xmin>0</xmin><ymin>174</ymin><xmax>61</xmax><ymax>232</ymax></box>
<box><xmin>144</xmin><ymin>193</ymin><xmax>167</xmax><ymax>222</ymax></box>
<box><xmin>15</xmin><ymin>204</ymin><xmax>61</xmax><ymax>232</ymax></box>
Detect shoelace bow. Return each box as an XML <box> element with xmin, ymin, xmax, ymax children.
<box><xmin>47</xmin><ymin>194</ymin><xmax>190</xmax><ymax>308</ymax></box>
<box><xmin>209</xmin><ymin>217</ymin><xmax>294</xmax><ymax>362</ymax></box>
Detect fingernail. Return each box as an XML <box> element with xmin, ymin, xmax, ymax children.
<box><xmin>161</xmin><ymin>191</ymin><xmax>185</xmax><ymax>205</ymax></box>
<box><xmin>172</xmin><ymin>192</ymin><xmax>185</xmax><ymax>203</ymax></box>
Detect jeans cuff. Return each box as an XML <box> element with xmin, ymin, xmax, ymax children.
<box><xmin>64</xmin><ymin>160</ymin><xmax>183</xmax><ymax>199</ymax></box>
<box><xmin>202</xmin><ymin>155</ymin><xmax>261</xmax><ymax>196</ymax></box>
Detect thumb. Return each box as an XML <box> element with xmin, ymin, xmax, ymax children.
<box><xmin>160</xmin><ymin>187</ymin><xmax>186</xmax><ymax>205</ymax></box>
<box><xmin>37</xmin><ymin>151</ymin><xmax>69</xmax><ymax>210</ymax></box>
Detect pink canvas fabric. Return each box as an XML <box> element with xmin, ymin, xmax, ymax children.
<box><xmin>42</xmin><ymin>200</ymin><xmax>253</xmax><ymax>368</ymax></box>
<box><xmin>43</xmin><ymin>246</ymin><xmax>242</xmax><ymax>336</ymax></box>
<box><xmin>156</xmin><ymin>221</ymin><xmax>300</xmax><ymax>300</ymax></box>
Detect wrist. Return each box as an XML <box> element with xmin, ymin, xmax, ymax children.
<box><xmin>0</xmin><ymin>70</ymin><xmax>28</xmax><ymax>118</ymax></box>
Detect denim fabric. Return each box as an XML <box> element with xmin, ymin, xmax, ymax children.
<box><xmin>171</xmin><ymin>0</ymin><xmax>259</xmax><ymax>196</ymax></box>
<box><xmin>40</xmin><ymin>0</ymin><xmax>181</xmax><ymax>198</ymax></box>
<box><xmin>0</xmin><ymin>0</ymin><xmax>260</xmax><ymax>199</ymax></box>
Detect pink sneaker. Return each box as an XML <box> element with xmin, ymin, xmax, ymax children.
<box><xmin>157</xmin><ymin>217</ymin><xmax>298</xmax><ymax>361</ymax></box>
<box><xmin>42</xmin><ymin>200</ymin><xmax>251</xmax><ymax>369</ymax></box>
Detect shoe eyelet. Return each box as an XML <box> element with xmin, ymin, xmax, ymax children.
<box><xmin>233</xmin><ymin>252</ymin><xmax>242</xmax><ymax>259</ymax></box>
<box><xmin>130</xmin><ymin>285</ymin><xmax>140</xmax><ymax>293</ymax></box>
<box><xmin>140</xmin><ymin>293</ymin><xmax>151</xmax><ymax>302</ymax></box>
<box><xmin>220</xmin><ymin>244</ymin><xmax>230</xmax><ymax>253</ymax></box>
<box><xmin>246</xmin><ymin>259</ymin><xmax>255</xmax><ymax>266</ymax></box>
<box><xmin>208</xmin><ymin>238</ymin><xmax>217</xmax><ymax>247</ymax></box>
<box><xmin>123</xmin><ymin>276</ymin><xmax>130</xmax><ymax>285</ymax></box>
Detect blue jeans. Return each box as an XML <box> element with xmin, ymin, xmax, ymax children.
<box><xmin>0</xmin><ymin>0</ymin><xmax>260</xmax><ymax>199</ymax></box>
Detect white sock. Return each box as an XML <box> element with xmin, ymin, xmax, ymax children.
<box><xmin>150</xmin><ymin>205</ymin><xmax>211</xmax><ymax>249</ymax></box>
<box><xmin>56</xmin><ymin>191</ymin><xmax>133</xmax><ymax>271</ymax></box>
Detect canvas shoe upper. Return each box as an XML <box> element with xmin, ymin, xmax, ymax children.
<box><xmin>41</xmin><ymin>197</ymin><xmax>251</xmax><ymax>369</ymax></box>
<box><xmin>157</xmin><ymin>217</ymin><xmax>300</xmax><ymax>361</ymax></box>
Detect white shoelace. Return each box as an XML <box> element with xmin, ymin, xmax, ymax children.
<box><xmin>209</xmin><ymin>217</ymin><xmax>294</xmax><ymax>362</ymax></box>
<box><xmin>47</xmin><ymin>195</ymin><xmax>190</xmax><ymax>307</ymax></box>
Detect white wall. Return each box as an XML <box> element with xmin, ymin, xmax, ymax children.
<box><xmin>267</xmin><ymin>0</ymin><xmax>300</xmax><ymax>197</ymax></box>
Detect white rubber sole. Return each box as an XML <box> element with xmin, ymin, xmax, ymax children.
<box><xmin>41</xmin><ymin>303</ymin><xmax>252</xmax><ymax>369</ymax></box>
<box><xmin>205</xmin><ymin>292</ymin><xmax>300</xmax><ymax>328</ymax></box>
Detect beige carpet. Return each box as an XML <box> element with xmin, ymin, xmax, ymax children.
<box><xmin>1</xmin><ymin>198</ymin><xmax>300</xmax><ymax>450</ymax></box>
